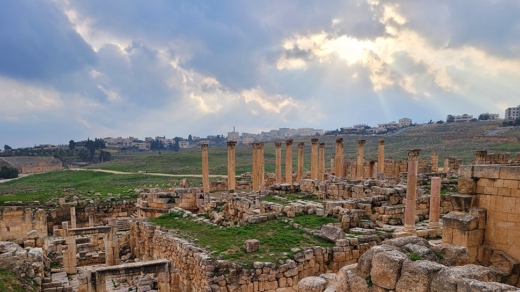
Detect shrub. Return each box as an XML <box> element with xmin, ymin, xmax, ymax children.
<box><xmin>434</xmin><ymin>251</ymin><xmax>444</xmax><ymax>260</ymax></box>
<box><xmin>410</xmin><ymin>252</ymin><xmax>422</xmax><ymax>261</ymax></box>
<box><xmin>365</xmin><ymin>275</ymin><xmax>373</xmax><ymax>286</ymax></box>
<box><xmin>0</xmin><ymin>166</ymin><xmax>18</xmax><ymax>179</ymax></box>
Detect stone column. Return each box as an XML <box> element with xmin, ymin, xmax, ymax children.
<box><xmin>350</xmin><ymin>158</ymin><xmax>356</xmax><ymax>180</ymax></box>
<box><xmin>64</xmin><ymin>232</ymin><xmax>76</xmax><ymax>274</ymax></box>
<box><xmin>275</xmin><ymin>142</ymin><xmax>282</xmax><ymax>183</ymax></box>
<box><xmin>335</xmin><ymin>138</ymin><xmax>344</xmax><ymax>177</ymax></box>
<box><xmin>444</xmin><ymin>157</ymin><xmax>449</xmax><ymax>173</ymax></box>
<box><xmin>258</xmin><ymin>142</ymin><xmax>265</xmax><ymax>190</ymax></box>
<box><xmin>378</xmin><ymin>140</ymin><xmax>385</xmax><ymax>174</ymax></box>
<box><xmin>403</xmin><ymin>149</ymin><xmax>421</xmax><ymax>234</ymax></box>
<box><xmin>428</xmin><ymin>177</ymin><xmax>441</xmax><ymax>229</ymax></box>
<box><xmin>330</xmin><ymin>157</ymin><xmax>335</xmax><ymax>175</ymax></box>
<box><xmin>319</xmin><ymin>143</ymin><xmax>325</xmax><ymax>180</ymax></box>
<box><xmin>104</xmin><ymin>228</ymin><xmax>115</xmax><ymax>266</ymax></box>
<box><xmin>430</xmin><ymin>153</ymin><xmax>439</xmax><ymax>172</ymax></box>
<box><xmin>297</xmin><ymin>143</ymin><xmax>304</xmax><ymax>182</ymax></box>
<box><xmin>357</xmin><ymin>140</ymin><xmax>366</xmax><ymax>180</ymax></box>
<box><xmin>158</xmin><ymin>270</ymin><xmax>171</xmax><ymax>292</ymax></box>
<box><xmin>311</xmin><ymin>139</ymin><xmax>319</xmax><ymax>179</ymax></box>
<box><xmin>251</xmin><ymin>143</ymin><xmax>258</xmax><ymax>191</ymax></box>
<box><xmin>285</xmin><ymin>139</ymin><xmax>293</xmax><ymax>185</ymax></box>
<box><xmin>475</xmin><ymin>150</ymin><xmax>488</xmax><ymax>165</ymax></box>
<box><xmin>70</xmin><ymin>206</ymin><xmax>76</xmax><ymax>228</ymax></box>
<box><xmin>201</xmin><ymin>143</ymin><xmax>210</xmax><ymax>193</ymax></box>
<box><xmin>227</xmin><ymin>141</ymin><xmax>237</xmax><ymax>192</ymax></box>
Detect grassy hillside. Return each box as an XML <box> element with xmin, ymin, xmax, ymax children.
<box><xmin>87</xmin><ymin>121</ymin><xmax>518</xmax><ymax>175</ymax></box>
<box><xmin>0</xmin><ymin>170</ymin><xmax>202</xmax><ymax>205</ymax></box>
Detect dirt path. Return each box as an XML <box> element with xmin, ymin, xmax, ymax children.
<box><xmin>75</xmin><ymin>168</ymin><xmax>232</xmax><ymax>178</ymax></box>
<box><xmin>0</xmin><ymin>173</ymin><xmax>32</xmax><ymax>184</ymax></box>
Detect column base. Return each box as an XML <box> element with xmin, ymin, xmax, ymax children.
<box><xmin>402</xmin><ymin>224</ymin><xmax>417</xmax><ymax>235</ymax></box>
<box><xmin>427</xmin><ymin>222</ymin><xmax>440</xmax><ymax>229</ymax></box>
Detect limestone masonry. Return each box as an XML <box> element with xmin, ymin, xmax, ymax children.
<box><xmin>1</xmin><ymin>138</ymin><xmax>520</xmax><ymax>291</ymax></box>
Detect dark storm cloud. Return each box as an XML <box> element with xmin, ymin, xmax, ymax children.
<box><xmin>1</xmin><ymin>0</ymin><xmax>520</xmax><ymax>148</ymax></box>
<box><xmin>0</xmin><ymin>0</ymin><xmax>96</xmax><ymax>81</ymax></box>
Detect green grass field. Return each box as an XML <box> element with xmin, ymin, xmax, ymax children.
<box><xmin>0</xmin><ymin>269</ymin><xmax>39</xmax><ymax>292</ymax></box>
<box><xmin>87</xmin><ymin>121</ymin><xmax>518</xmax><ymax>175</ymax></box>
<box><xmin>0</xmin><ymin>170</ymin><xmax>203</xmax><ymax>205</ymax></box>
<box><xmin>150</xmin><ymin>211</ymin><xmax>334</xmax><ymax>265</ymax></box>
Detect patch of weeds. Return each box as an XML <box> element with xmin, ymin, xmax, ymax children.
<box><xmin>471</xmin><ymin>177</ymin><xmax>480</xmax><ymax>182</ymax></box>
<box><xmin>290</xmin><ymin>213</ymin><xmax>338</xmax><ymax>229</ymax></box>
<box><xmin>365</xmin><ymin>275</ymin><xmax>373</xmax><ymax>286</ymax></box>
<box><xmin>198</xmin><ymin>212</ymin><xmax>210</xmax><ymax>219</ymax></box>
<box><xmin>410</xmin><ymin>252</ymin><xmax>422</xmax><ymax>261</ymax></box>
<box><xmin>434</xmin><ymin>251</ymin><xmax>444</xmax><ymax>260</ymax></box>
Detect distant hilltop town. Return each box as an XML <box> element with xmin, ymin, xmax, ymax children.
<box><xmin>1</xmin><ymin>108</ymin><xmax>517</xmax><ymax>154</ymax></box>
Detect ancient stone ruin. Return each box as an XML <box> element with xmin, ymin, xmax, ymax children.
<box><xmin>1</xmin><ymin>141</ymin><xmax>520</xmax><ymax>291</ymax></box>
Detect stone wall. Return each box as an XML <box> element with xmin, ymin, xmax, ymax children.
<box><xmin>128</xmin><ymin>220</ymin><xmax>362</xmax><ymax>292</ymax></box>
<box><xmin>0</xmin><ymin>207</ymin><xmax>47</xmax><ymax>240</ymax></box>
<box><xmin>458</xmin><ymin>165</ymin><xmax>520</xmax><ymax>262</ymax></box>
<box><xmin>46</xmin><ymin>201</ymin><xmax>136</xmax><ymax>230</ymax></box>
<box><xmin>0</xmin><ymin>156</ymin><xmax>62</xmax><ymax>174</ymax></box>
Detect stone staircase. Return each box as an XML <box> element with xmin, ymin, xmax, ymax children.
<box><xmin>116</xmin><ymin>217</ymin><xmax>132</xmax><ymax>230</ymax></box>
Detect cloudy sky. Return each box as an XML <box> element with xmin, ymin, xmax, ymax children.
<box><xmin>1</xmin><ymin>0</ymin><xmax>520</xmax><ymax>147</ymax></box>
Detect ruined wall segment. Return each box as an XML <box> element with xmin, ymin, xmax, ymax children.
<box><xmin>0</xmin><ymin>207</ymin><xmax>47</xmax><ymax>240</ymax></box>
<box><xmin>457</xmin><ymin>165</ymin><xmax>520</xmax><ymax>262</ymax></box>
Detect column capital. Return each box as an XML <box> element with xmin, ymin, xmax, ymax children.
<box><xmin>378</xmin><ymin>139</ymin><xmax>385</xmax><ymax>145</ymax></box>
<box><xmin>274</xmin><ymin>142</ymin><xmax>282</xmax><ymax>147</ymax></box>
<box><xmin>335</xmin><ymin>138</ymin><xmax>343</xmax><ymax>143</ymax></box>
<box><xmin>258</xmin><ymin>142</ymin><xmax>265</xmax><ymax>148</ymax></box>
<box><xmin>311</xmin><ymin>138</ymin><xmax>319</xmax><ymax>144</ymax></box>
<box><xmin>407</xmin><ymin>149</ymin><xmax>421</xmax><ymax>160</ymax></box>
<box><xmin>319</xmin><ymin>143</ymin><xmax>325</xmax><ymax>148</ymax></box>
<box><xmin>251</xmin><ymin>142</ymin><xmax>257</xmax><ymax>148</ymax></box>
<box><xmin>298</xmin><ymin>142</ymin><xmax>304</xmax><ymax>149</ymax></box>
<box><xmin>227</xmin><ymin>141</ymin><xmax>237</xmax><ymax>149</ymax></box>
<box><xmin>285</xmin><ymin>139</ymin><xmax>293</xmax><ymax>146</ymax></box>
<box><xmin>475</xmin><ymin>150</ymin><xmax>488</xmax><ymax>157</ymax></box>
<box><xmin>201</xmin><ymin>143</ymin><xmax>208</xmax><ymax>150</ymax></box>
<box><xmin>358</xmin><ymin>139</ymin><xmax>366</xmax><ymax>146</ymax></box>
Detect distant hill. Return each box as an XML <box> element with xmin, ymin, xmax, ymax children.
<box><xmin>87</xmin><ymin>121</ymin><xmax>520</xmax><ymax>175</ymax></box>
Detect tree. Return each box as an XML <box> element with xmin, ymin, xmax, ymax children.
<box><xmin>78</xmin><ymin>149</ymin><xmax>90</xmax><ymax>160</ymax></box>
<box><xmin>68</xmin><ymin>140</ymin><xmax>76</xmax><ymax>151</ymax></box>
<box><xmin>436</xmin><ymin>120</ymin><xmax>444</xmax><ymax>124</ymax></box>
<box><xmin>478</xmin><ymin>114</ymin><xmax>490</xmax><ymax>121</ymax></box>
<box><xmin>0</xmin><ymin>166</ymin><xmax>18</xmax><ymax>179</ymax></box>
<box><xmin>447</xmin><ymin>115</ymin><xmax>455</xmax><ymax>123</ymax></box>
<box><xmin>470</xmin><ymin>118</ymin><xmax>478</xmax><ymax>122</ymax></box>
<box><xmin>172</xmin><ymin>137</ymin><xmax>181</xmax><ymax>152</ymax></box>
<box><xmin>4</xmin><ymin>145</ymin><xmax>12</xmax><ymax>152</ymax></box>
<box><xmin>99</xmin><ymin>150</ymin><xmax>112</xmax><ymax>162</ymax></box>
<box><xmin>188</xmin><ymin>135</ymin><xmax>193</xmax><ymax>142</ymax></box>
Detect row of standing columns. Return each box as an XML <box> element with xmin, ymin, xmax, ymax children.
<box><xmin>201</xmin><ymin>139</ymin><xmax>448</xmax><ymax>192</ymax></box>
<box><xmin>201</xmin><ymin>139</ymin><xmax>332</xmax><ymax>192</ymax></box>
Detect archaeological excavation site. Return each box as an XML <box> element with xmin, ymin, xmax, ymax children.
<box><xmin>2</xmin><ymin>139</ymin><xmax>520</xmax><ymax>292</ymax></box>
